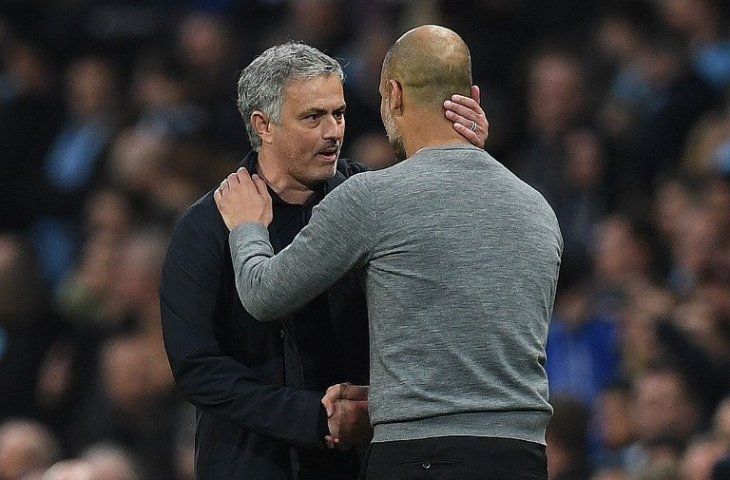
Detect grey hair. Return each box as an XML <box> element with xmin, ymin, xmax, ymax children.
<box><xmin>237</xmin><ymin>42</ymin><xmax>345</xmax><ymax>151</ymax></box>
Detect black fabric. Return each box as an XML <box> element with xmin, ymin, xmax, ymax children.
<box><xmin>160</xmin><ymin>151</ymin><xmax>369</xmax><ymax>479</ymax></box>
<box><xmin>362</xmin><ymin>437</ymin><xmax>547</xmax><ymax>480</ymax></box>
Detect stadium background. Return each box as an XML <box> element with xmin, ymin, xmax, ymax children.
<box><xmin>1</xmin><ymin>1</ymin><xmax>730</xmax><ymax>479</ymax></box>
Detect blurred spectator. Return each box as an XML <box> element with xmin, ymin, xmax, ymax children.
<box><xmin>105</xmin><ymin>129</ymin><xmax>225</xmax><ymax>224</ymax></box>
<box><xmin>712</xmin><ymin>397</ymin><xmax>730</xmax><ymax>479</ymax></box>
<box><xmin>26</xmin><ymin>55</ymin><xmax>122</xmax><ymax>287</ymax></box>
<box><xmin>545</xmin><ymin>284</ymin><xmax>621</xmax><ymax>406</ymax></box>
<box><xmin>2</xmin><ymin>2</ymin><xmax>730</xmax><ymax>479</ymax></box>
<box><xmin>340</xmin><ymin>26</ymin><xmax>395</xmax><ymax>152</ymax></box>
<box><xmin>591</xmin><ymin>382</ymin><xmax>634</xmax><ymax>471</ymax></box>
<box><xmin>0</xmin><ymin>36</ymin><xmax>63</xmax><ymax>231</ymax></box>
<box><xmin>546</xmin><ymin>396</ymin><xmax>592</xmax><ymax>480</ymax></box>
<box><xmin>80</xmin><ymin>443</ymin><xmax>140</xmax><ymax>480</ymax></box>
<box><xmin>38</xmin><ymin>443</ymin><xmax>140</xmax><ymax>480</ymax></box>
<box><xmin>555</xmin><ymin>128</ymin><xmax>611</xmax><ymax>279</ymax></box>
<box><xmin>53</xmin><ymin>187</ymin><xmax>132</xmax><ymax>324</ymax></box>
<box><xmin>600</xmin><ymin>30</ymin><xmax>719</xmax><ymax>196</ymax></box>
<box><xmin>61</xmin><ymin>335</ymin><xmax>180</xmax><ymax>480</ymax></box>
<box><xmin>128</xmin><ymin>53</ymin><xmax>207</xmax><ymax>140</ymax></box>
<box><xmin>625</xmin><ymin>364</ymin><xmax>703</xmax><ymax>474</ymax></box>
<box><xmin>174</xmin><ymin>11</ymin><xmax>247</xmax><ymax>153</ymax></box>
<box><xmin>666</xmin><ymin>197</ymin><xmax>724</xmax><ymax>295</ymax></box>
<box><xmin>0</xmin><ymin>235</ymin><xmax>57</xmax><ymax>420</ymax></box>
<box><xmin>659</xmin><ymin>0</ymin><xmax>730</xmax><ymax>90</ymax></box>
<box><xmin>508</xmin><ymin>47</ymin><xmax>596</xmax><ymax>281</ymax></box>
<box><xmin>616</xmin><ymin>283</ymin><xmax>675</xmax><ymax>379</ymax></box>
<box><xmin>347</xmin><ymin>131</ymin><xmax>396</xmax><ymax>170</ymax></box>
<box><xmin>264</xmin><ymin>0</ymin><xmax>350</xmax><ymax>54</ymax></box>
<box><xmin>590</xmin><ymin>214</ymin><xmax>665</xmax><ymax>316</ymax></box>
<box><xmin>0</xmin><ymin>419</ymin><xmax>61</xmax><ymax>480</ymax></box>
<box><xmin>679</xmin><ymin>433</ymin><xmax>728</xmax><ymax>480</ymax></box>
<box><xmin>590</xmin><ymin>467</ymin><xmax>628</xmax><ymax>480</ymax></box>
<box><xmin>40</xmin><ymin>460</ymin><xmax>95</xmax><ymax>480</ymax></box>
<box><xmin>682</xmin><ymin>98</ymin><xmax>730</xmax><ymax>176</ymax></box>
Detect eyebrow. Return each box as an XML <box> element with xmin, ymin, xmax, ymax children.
<box><xmin>299</xmin><ymin>104</ymin><xmax>347</xmax><ymax>118</ymax></box>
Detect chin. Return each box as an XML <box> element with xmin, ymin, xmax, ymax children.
<box><xmin>302</xmin><ymin>165</ymin><xmax>338</xmax><ymax>188</ymax></box>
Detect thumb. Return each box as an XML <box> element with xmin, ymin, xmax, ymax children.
<box><xmin>470</xmin><ymin>84</ymin><xmax>480</xmax><ymax>104</ymax></box>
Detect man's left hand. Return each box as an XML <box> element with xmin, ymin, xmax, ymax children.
<box><xmin>214</xmin><ymin>167</ymin><xmax>273</xmax><ymax>231</ymax></box>
<box><xmin>444</xmin><ymin>85</ymin><xmax>489</xmax><ymax>149</ymax></box>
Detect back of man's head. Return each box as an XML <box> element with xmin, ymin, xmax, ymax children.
<box><xmin>382</xmin><ymin>25</ymin><xmax>472</xmax><ymax>113</ymax></box>
<box><xmin>237</xmin><ymin>42</ymin><xmax>344</xmax><ymax>151</ymax></box>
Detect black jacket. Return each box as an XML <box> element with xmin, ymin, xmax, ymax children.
<box><xmin>160</xmin><ymin>152</ymin><xmax>369</xmax><ymax>479</ymax></box>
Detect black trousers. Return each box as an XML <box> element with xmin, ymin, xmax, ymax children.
<box><xmin>360</xmin><ymin>436</ymin><xmax>547</xmax><ymax>480</ymax></box>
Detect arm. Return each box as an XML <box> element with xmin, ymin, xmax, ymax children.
<box><xmin>215</xmin><ymin>172</ymin><xmax>373</xmax><ymax>321</ymax></box>
<box><xmin>159</xmin><ymin>199</ymin><xmax>329</xmax><ymax>448</ymax></box>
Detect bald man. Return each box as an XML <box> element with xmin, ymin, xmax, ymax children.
<box><xmin>216</xmin><ymin>26</ymin><xmax>562</xmax><ymax>479</ymax></box>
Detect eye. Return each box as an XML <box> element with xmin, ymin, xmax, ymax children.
<box><xmin>333</xmin><ymin>111</ymin><xmax>345</xmax><ymax>120</ymax></box>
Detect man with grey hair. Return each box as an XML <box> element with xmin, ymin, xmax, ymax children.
<box><xmin>160</xmin><ymin>41</ymin><xmax>487</xmax><ymax>479</ymax></box>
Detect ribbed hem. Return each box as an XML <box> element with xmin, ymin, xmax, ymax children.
<box><xmin>372</xmin><ymin>410</ymin><xmax>550</xmax><ymax>445</ymax></box>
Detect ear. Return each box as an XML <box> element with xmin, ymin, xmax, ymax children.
<box><xmin>251</xmin><ymin>111</ymin><xmax>273</xmax><ymax>146</ymax></box>
<box><xmin>387</xmin><ymin>79</ymin><xmax>404</xmax><ymax>117</ymax></box>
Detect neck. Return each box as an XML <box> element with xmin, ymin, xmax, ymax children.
<box><xmin>256</xmin><ymin>150</ymin><xmax>316</xmax><ymax>205</ymax></box>
<box><xmin>402</xmin><ymin>111</ymin><xmax>471</xmax><ymax>158</ymax></box>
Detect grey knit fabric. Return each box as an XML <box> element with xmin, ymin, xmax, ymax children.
<box><xmin>230</xmin><ymin>144</ymin><xmax>563</xmax><ymax>445</ymax></box>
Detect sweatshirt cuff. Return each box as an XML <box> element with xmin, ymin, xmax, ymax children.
<box><xmin>230</xmin><ymin>222</ymin><xmax>269</xmax><ymax>245</ymax></box>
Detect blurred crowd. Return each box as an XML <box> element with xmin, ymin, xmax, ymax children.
<box><xmin>1</xmin><ymin>0</ymin><xmax>730</xmax><ymax>479</ymax></box>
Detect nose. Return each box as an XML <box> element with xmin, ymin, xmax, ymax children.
<box><xmin>322</xmin><ymin>114</ymin><xmax>345</xmax><ymax>142</ymax></box>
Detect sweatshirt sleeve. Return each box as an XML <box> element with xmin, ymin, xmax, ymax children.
<box><xmin>229</xmin><ymin>174</ymin><xmax>374</xmax><ymax>321</ymax></box>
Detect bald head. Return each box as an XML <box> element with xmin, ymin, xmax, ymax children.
<box><xmin>382</xmin><ymin>25</ymin><xmax>472</xmax><ymax>112</ymax></box>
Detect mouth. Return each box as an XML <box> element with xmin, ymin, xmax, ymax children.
<box><xmin>316</xmin><ymin>147</ymin><xmax>340</xmax><ymax>163</ymax></box>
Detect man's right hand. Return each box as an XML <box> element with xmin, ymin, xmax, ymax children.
<box><xmin>322</xmin><ymin>383</ymin><xmax>372</xmax><ymax>449</ymax></box>
<box><xmin>326</xmin><ymin>398</ymin><xmax>372</xmax><ymax>450</ymax></box>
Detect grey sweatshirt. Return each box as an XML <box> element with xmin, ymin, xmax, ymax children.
<box><xmin>230</xmin><ymin>144</ymin><xmax>563</xmax><ymax>445</ymax></box>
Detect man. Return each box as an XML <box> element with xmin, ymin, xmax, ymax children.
<box><xmin>215</xmin><ymin>26</ymin><xmax>562</xmax><ymax>479</ymax></box>
<box><xmin>159</xmin><ymin>41</ymin><xmax>487</xmax><ymax>480</ymax></box>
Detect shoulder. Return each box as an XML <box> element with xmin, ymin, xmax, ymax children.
<box><xmin>169</xmin><ymin>189</ymin><xmax>227</xmax><ymax>246</ymax></box>
<box><xmin>336</xmin><ymin>157</ymin><xmax>369</xmax><ymax>177</ymax></box>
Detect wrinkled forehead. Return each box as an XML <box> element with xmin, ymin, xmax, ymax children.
<box><xmin>280</xmin><ymin>74</ymin><xmax>345</xmax><ymax>111</ymax></box>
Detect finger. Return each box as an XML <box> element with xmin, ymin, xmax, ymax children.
<box><xmin>470</xmin><ymin>84</ymin><xmax>481</xmax><ymax>105</ymax></box>
<box><xmin>444</xmin><ymin>95</ymin><xmax>481</xmax><ymax>121</ymax></box>
<box><xmin>341</xmin><ymin>384</ymin><xmax>369</xmax><ymax>401</ymax></box>
<box><xmin>237</xmin><ymin>169</ymin><xmax>258</xmax><ymax>190</ymax></box>
<box><xmin>444</xmin><ymin>106</ymin><xmax>483</xmax><ymax>137</ymax></box>
<box><xmin>322</xmin><ymin>397</ymin><xmax>335</xmax><ymax>417</ymax></box>
<box><xmin>251</xmin><ymin>174</ymin><xmax>269</xmax><ymax>196</ymax></box>
<box><xmin>227</xmin><ymin>172</ymin><xmax>241</xmax><ymax>186</ymax></box>
<box><xmin>325</xmin><ymin>382</ymin><xmax>350</xmax><ymax>398</ymax></box>
<box><xmin>322</xmin><ymin>385</ymin><xmax>342</xmax><ymax>416</ymax></box>
<box><xmin>323</xmin><ymin>382</ymin><xmax>352</xmax><ymax>415</ymax></box>
<box><xmin>452</xmin><ymin>121</ymin><xmax>478</xmax><ymax>138</ymax></box>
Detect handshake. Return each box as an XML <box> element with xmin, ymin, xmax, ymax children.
<box><xmin>321</xmin><ymin>383</ymin><xmax>373</xmax><ymax>450</ymax></box>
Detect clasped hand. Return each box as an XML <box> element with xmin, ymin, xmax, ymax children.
<box><xmin>214</xmin><ymin>167</ymin><xmax>273</xmax><ymax>231</ymax></box>
<box><xmin>321</xmin><ymin>383</ymin><xmax>372</xmax><ymax>450</ymax></box>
